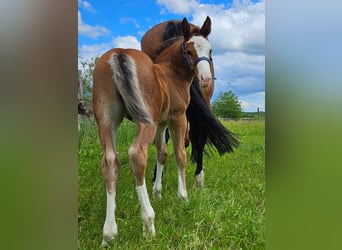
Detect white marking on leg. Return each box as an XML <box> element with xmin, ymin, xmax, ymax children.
<box><xmin>153</xmin><ymin>161</ymin><xmax>164</xmax><ymax>198</ymax></box>
<box><xmin>194</xmin><ymin>169</ymin><xmax>205</xmax><ymax>188</ymax></box>
<box><xmin>101</xmin><ymin>191</ymin><xmax>117</xmax><ymax>246</ymax></box>
<box><xmin>136</xmin><ymin>181</ymin><xmax>155</xmax><ymax>237</ymax></box>
<box><xmin>177</xmin><ymin>172</ymin><xmax>188</xmax><ymax>201</ymax></box>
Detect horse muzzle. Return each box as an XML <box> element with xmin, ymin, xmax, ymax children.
<box><xmin>199</xmin><ymin>74</ymin><xmax>213</xmax><ymax>88</ymax></box>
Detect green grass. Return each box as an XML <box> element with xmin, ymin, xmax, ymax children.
<box><xmin>78</xmin><ymin>118</ymin><xmax>265</xmax><ymax>249</ymax></box>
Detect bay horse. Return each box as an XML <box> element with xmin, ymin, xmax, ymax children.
<box><xmin>92</xmin><ymin>17</ymin><xmax>213</xmax><ymax>246</ymax></box>
<box><xmin>141</xmin><ymin>20</ymin><xmax>239</xmax><ymax>187</ymax></box>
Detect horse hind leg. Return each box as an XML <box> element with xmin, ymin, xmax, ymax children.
<box><xmin>97</xmin><ymin>121</ymin><xmax>122</xmax><ymax>247</ymax></box>
<box><xmin>153</xmin><ymin>127</ymin><xmax>168</xmax><ymax>199</ymax></box>
<box><xmin>129</xmin><ymin>123</ymin><xmax>157</xmax><ymax>237</ymax></box>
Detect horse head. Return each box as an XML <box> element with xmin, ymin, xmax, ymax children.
<box><xmin>181</xmin><ymin>17</ymin><xmax>213</xmax><ymax>88</ymax></box>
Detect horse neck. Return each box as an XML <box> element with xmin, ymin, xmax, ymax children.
<box><xmin>154</xmin><ymin>41</ymin><xmax>194</xmax><ymax>84</ymax></box>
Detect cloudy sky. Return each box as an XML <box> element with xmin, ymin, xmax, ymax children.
<box><xmin>78</xmin><ymin>0</ymin><xmax>265</xmax><ymax>112</ymax></box>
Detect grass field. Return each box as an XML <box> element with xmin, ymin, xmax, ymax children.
<box><xmin>78</xmin><ymin>118</ymin><xmax>265</xmax><ymax>249</ymax></box>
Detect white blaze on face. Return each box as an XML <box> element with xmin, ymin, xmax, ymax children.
<box><xmin>188</xmin><ymin>36</ymin><xmax>212</xmax><ymax>86</ymax></box>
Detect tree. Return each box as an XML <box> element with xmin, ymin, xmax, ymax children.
<box><xmin>79</xmin><ymin>56</ymin><xmax>98</xmax><ymax>105</ymax></box>
<box><xmin>211</xmin><ymin>90</ymin><xmax>242</xmax><ymax>118</ymax></box>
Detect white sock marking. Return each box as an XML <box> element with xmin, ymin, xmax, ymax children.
<box><xmin>178</xmin><ymin>172</ymin><xmax>188</xmax><ymax>200</ymax></box>
<box><xmin>153</xmin><ymin>162</ymin><xmax>164</xmax><ymax>198</ymax></box>
<box><xmin>194</xmin><ymin>169</ymin><xmax>205</xmax><ymax>188</ymax></box>
<box><xmin>136</xmin><ymin>182</ymin><xmax>155</xmax><ymax>237</ymax></box>
<box><xmin>103</xmin><ymin>191</ymin><xmax>117</xmax><ymax>243</ymax></box>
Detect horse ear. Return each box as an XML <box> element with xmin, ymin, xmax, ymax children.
<box><xmin>182</xmin><ymin>17</ymin><xmax>191</xmax><ymax>41</ymax></box>
<box><xmin>199</xmin><ymin>16</ymin><xmax>211</xmax><ymax>37</ymax></box>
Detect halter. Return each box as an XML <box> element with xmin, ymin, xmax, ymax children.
<box><xmin>181</xmin><ymin>42</ymin><xmax>212</xmax><ymax>71</ymax></box>
<box><xmin>181</xmin><ymin>42</ymin><xmax>216</xmax><ymax>80</ymax></box>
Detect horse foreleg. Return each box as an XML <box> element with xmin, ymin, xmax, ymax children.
<box><xmin>194</xmin><ymin>139</ymin><xmax>205</xmax><ymax>188</ymax></box>
<box><xmin>129</xmin><ymin>124</ymin><xmax>156</xmax><ymax>237</ymax></box>
<box><xmin>169</xmin><ymin>115</ymin><xmax>188</xmax><ymax>201</ymax></box>
<box><xmin>189</xmin><ymin>124</ymin><xmax>207</xmax><ymax>188</ymax></box>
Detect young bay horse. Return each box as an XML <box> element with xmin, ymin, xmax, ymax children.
<box><xmin>92</xmin><ymin>17</ymin><xmax>213</xmax><ymax>246</ymax></box>
<box><xmin>141</xmin><ymin>20</ymin><xmax>239</xmax><ymax>187</ymax></box>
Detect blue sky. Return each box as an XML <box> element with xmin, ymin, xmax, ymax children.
<box><xmin>78</xmin><ymin>0</ymin><xmax>264</xmax><ymax>112</ymax></box>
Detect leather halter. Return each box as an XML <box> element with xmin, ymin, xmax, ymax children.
<box><xmin>181</xmin><ymin>42</ymin><xmax>212</xmax><ymax>71</ymax></box>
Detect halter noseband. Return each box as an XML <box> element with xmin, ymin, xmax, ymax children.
<box><xmin>181</xmin><ymin>42</ymin><xmax>212</xmax><ymax>71</ymax></box>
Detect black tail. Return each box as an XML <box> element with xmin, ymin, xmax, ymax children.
<box><xmin>186</xmin><ymin>79</ymin><xmax>240</xmax><ymax>162</ymax></box>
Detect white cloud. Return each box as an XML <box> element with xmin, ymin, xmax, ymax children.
<box><xmin>78</xmin><ymin>42</ymin><xmax>112</xmax><ymax>69</ymax></box>
<box><xmin>213</xmin><ymin>51</ymin><xmax>264</xmax><ymax>98</ymax></box>
<box><xmin>120</xmin><ymin>18</ymin><xmax>140</xmax><ymax>28</ymax></box>
<box><xmin>78</xmin><ymin>36</ymin><xmax>141</xmax><ymax>69</ymax></box>
<box><xmin>192</xmin><ymin>1</ymin><xmax>264</xmax><ymax>54</ymax></box>
<box><xmin>112</xmin><ymin>36</ymin><xmax>141</xmax><ymax>50</ymax></box>
<box><xmin>78</xmin><ymin>11</ymin><xmax>110</xmax><ymax>39</ymax></box>
<box><xmin>157</xmin><ymin>0</ymin><xmax>199</xmax><ymax>15</ymax></box>
<box><xmin>78</xmin><ymin>0</ymin><xmax>96</xmax><ymax>13</ymax></box>
<box><xmin>187</xmin><ymin>1</ymin><xmax>265</xmax><ymax>110</ymax></box>
<box><xmin>239</xmin><ymin>91</ymin><xmax>265</xmax><ymax>112</ymax></box>
<box><xmin>232</xmin><ymin>0</ymin><xmax>252</xmax><ymax>9</ymax></box>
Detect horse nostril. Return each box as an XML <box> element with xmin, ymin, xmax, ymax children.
<box><xmin>200</xmin><ymin>75</ymin><xmax>212</xmax><ymax>82</ymax></box>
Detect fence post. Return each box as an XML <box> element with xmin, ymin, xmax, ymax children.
<box><xmin>257</xmin><ymin>107</ymin><xmax>260</xmax><ymax>120</ymax></box>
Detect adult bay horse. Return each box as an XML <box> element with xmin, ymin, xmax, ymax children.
<box><xmin>141</xmin><ymin>19</ymin><xmax>239</xmax><ymax>187</ymax></box>
<box><xmin>92</xmin><ymin>17</ymin><xmax>213</xmax><ymax>246</ymax></box>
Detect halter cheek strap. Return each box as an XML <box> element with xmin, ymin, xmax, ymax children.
<box><xmin>182</xmin><ymin>42</ymin><xmax>194</xmax><ymax>70</ymax></box>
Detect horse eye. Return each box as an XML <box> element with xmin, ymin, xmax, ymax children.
<box><xmin>187</xmin><ymin>50</ymin><xmax>192</xmax><ymax>56</ymax></box>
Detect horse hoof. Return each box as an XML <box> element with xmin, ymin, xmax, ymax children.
<box><xmin>100</xmin><ymin>239</ymin><xmax>110</xmax><ymax>248</ymax></box>
<box><xmin>143</xmin><ymin>222</ymin><xmax>156</xmax><ymax>238</ymax></box>
<box><xmin>102</xmin><ymin>222</ymin><xmax>117</xmax><ymax>247</ymax></box>
<box><xmin>153</xmin><ymin>190</ymin><xmax>162</xmax><ymax>199</ymax></box>
<box><xmin>194</xmin><ymin>171</ymin><xmax>204</xmax><ymax>188</ymax></box>
<box><xmin>178</xmin><ymin>192</ymin><xmax>188</xmax><ymax>201</ymax></box>
<box><xmin>152</xmin><ymin>185</ymin><xmax>162</xmax><ymax>199</ymax></box>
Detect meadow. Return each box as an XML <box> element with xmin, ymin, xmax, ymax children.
<box><xmin>78</xmin><ymin>118</ymin><xmax>265</xmax><ymax>249</ymax></box>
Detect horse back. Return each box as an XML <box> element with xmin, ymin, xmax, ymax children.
<box><xmin>93</xmin><ymin>48</ymin><xmax>169</xmax><ymax>124</ymax></box>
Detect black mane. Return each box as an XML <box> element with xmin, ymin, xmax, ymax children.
<box><xmin>162</xmin><ymin>20</ymin><xmax>183</xmax><ymax>41</ymax></box>
<box><xmin>151</xmin><ymin>36</ymin><xmax>182</xmax><ymax>61</ymax></box>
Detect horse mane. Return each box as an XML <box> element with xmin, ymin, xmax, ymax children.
<box><xmin>151</xmin><ymin>20</ymin><xmax>200</xmax><ymax>61</ymax></box>
<box><xmin>151</xmin><ymin>36</ymin><xmax>182</xmax><ymax>61</ymax></box>
<box><xmin>162</xmin><ymin>20</ymin><xmax>183</xmax><ymax>41</ymax></box>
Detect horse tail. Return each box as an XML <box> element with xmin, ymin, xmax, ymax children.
<box><xmin>108</xmin><ymin>52</ymin><xmax>153</xmax><ymax>124</ymax></box>
<box><xmin>187</xmin><ymin>79</ymin><xmax>239</xmax><ymax>162</ymax></box>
